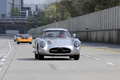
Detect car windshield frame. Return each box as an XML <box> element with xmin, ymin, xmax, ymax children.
<box><xmin>41</xmin><ymin>30</ymin><xmax>71</xmax><ymax>38</ymax></box>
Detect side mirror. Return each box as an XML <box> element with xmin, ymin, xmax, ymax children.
<box><xmin>73</xmin><ymin>34</ymin><xmax>76</xmax><ymax>38</ymax></box>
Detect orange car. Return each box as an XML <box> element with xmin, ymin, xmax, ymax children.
<box><xmin>16</xmin><ymin>34</ymin><xmax>32</xmax><ymax>44</ymax></box>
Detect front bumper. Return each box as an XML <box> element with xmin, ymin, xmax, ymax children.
<box><xmin>17</xmin><ymin>39</ymin><xmax>32</xmax><ymax>42</ymax></box>
<box><xmin>38</xmin><ymin>46</ymin><xmax>80</xmax><ymax>56</ymax></box>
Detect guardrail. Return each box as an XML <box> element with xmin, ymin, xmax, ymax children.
<box><xmin>0</xmin><ymin>19</ymin><xmax>27</xmax><ymax>23</ymax></box>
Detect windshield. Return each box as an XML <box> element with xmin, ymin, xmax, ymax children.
<box><xmin>41</xmin><ymin>30</ymin><xmax>71</xmax><ymax>38</ymax></box>
<box><xmin>19</xmin><ymin>34</ymin><xmax>31</xmax><ymax>37</ymax></box>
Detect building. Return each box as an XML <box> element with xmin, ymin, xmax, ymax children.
<box><xmin>0</xmin><ymin>0</ymin><xmax>31</xmax><ymax>34</ymax></box>
<box><xmin>0</xmin><ymin>0</ymin><xmax>31</xmax><ymax>18</ymax></box>
<box><xmin>21</xmin><ymin>6</ymin><xmax>31</xmax><ymax>18</ymax></box>
<box><xmin>21</xmin><ymin>0</ymin><xmax>32</xmax><ymax>18</ymax></box>
<box><xmin>0</xmin><ymin>0</ymin><xmax>21</xmax><ymax>18</ymax></box>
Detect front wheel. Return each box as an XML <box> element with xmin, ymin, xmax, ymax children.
<box><xmin>38</xmin><ymin>53</ymin><xmax>44</xmax><ymax>60</ymax></box>
<box><xmin>69</xmin><ymin>56</ymin><xmax>74</xmax><ymax>58</ymax></box>
<box><xmin>73</xmin><ymin>54</ymin><xmax>80</xmax><ymax>60</ymax></box>
<box><xmin>34</xmin><ymin>53</ymin><xmax>38</xmax><ymax>59</ymax></box>
<box><xmin>17</xmin><ymin>42</ymin><xmax>20</xmax><ymax>44</ymax></box>
<box><xmin>29</xmin><ymin>42</ymin><xmax>32</xmax><ymax>44</ymax></box>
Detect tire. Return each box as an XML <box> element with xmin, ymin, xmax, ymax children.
<box><xmin>17</xmin><ymin>42</ymin><xmax>20</xmax><ymax>44</ymax></box>
<box><xmin>14</xmin><ymin>40</ymin><xmax>16</xmax><ymax>42</ymax></box>
<box><xmin>73</xmin><ymin>54</ymin><xmax>80</xmax><ymax>60</ymax></box>
<box><xmin>29</xmin><ymin>42</ymin><xmax>32</xmax><ymax>44</ymax></box>
<box><xmin>35</xmin><ymin>53</ymin><xmax>38</xmax><ymax>59</ymax></box>
<box><xmin>37</xmin><ymin>44</ymin><xmax>44</xmax><ymax>60</ymax></box>
<box><xmin>69</xmin><ymin>56</ymin><xmax>74</xmax><ymax>58</ymax></box>
<box><xmin>38</xmin><ymin>53</ymin><xmax>44</xmax><ymax>60</ymax></box>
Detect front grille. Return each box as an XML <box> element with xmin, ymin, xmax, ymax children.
<box><xmin>24</xmin><ymin>37</ymin><xmax>28</xmax><ymax>39</ymax></box>
<box><xmin>21</xmin><ymin>37</ymin><xmax>28</xmax><ymax>39</ymax></box>
<box><xmin>49</xmin><ymin>47</ymin><xmax>71</xmax><ymax>53</ymax></box>
<box><xmin>21</xmin><ymin>37</ymin><xmax>24</xmax><ymax>39</ymax></box>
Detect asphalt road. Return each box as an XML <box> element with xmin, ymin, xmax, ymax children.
<box><xmin>0</xmin><ymin>37</ymin><xmax>120</xmax><ymax>80</ymax></box>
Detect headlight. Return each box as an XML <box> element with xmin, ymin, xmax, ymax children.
<box><xmin>40</xmin><ymin>41</ymin><xmax>45</xmax><ymax>48</ymax></box>
<box><xmin>74</xmin><ymin>41</ymin><xmax>80</xmax><ymax>47</ymax></box>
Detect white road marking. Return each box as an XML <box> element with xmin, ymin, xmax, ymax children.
<box><xmin>82</xmin><ymin>54</ymin><xmax>116</xmax><ymax>66</ymax></box>
<box><xmin>0</xmin><ymin>40</ymin><xmax>12</xmax><ymax>70</ymax></box>
<box><xmin>8</xmin><ymin>40</ymin><xmax>12</xmax><ymax>54</ymax></box>
<box><xmin>93</xmin><ymin>58</ymin><xmax>100</xmax><ymax>61</ymax></box>
<box><xmin>84</xmin><ymin>55</ymin><xmax>90</xmax><ymax>58</ymax></box>
<box><xmin>1</xmin><ymin>59</ymin><xmax>6</xmax><ymax>61</ymax></box>
<box><xmin>105</xmin><ymin>62</ymin><xmax>115</xmax><ymax>65</ymax></box>
<box><xmin>0</xmin><ymin>63</ymin><xmax>4</xmax><ymax>66</ymax></box>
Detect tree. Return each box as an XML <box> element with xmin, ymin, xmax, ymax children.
<box><xmin>59</xmin><ymin>0</ymin><xmax>80</xmax><ymax>17</ymax></box>
<box><xmin>72</xmin><ymin>0</ymin><xmax>95</xmax><ymax>15</ymax></box>
<box><xmin>44</xmin><ymin>2</ymin><xmax>72</xmax><ymax>22</ymax></box>
<box><xmin>14</xmin><ymin>7</ymin><xmax>20</xmax><ymax>16</ymax></box>
<box><xmin>44</xmin><ymin>3</ymin><xmax>56</xmax><ymax>20</ymax></box>
<box><xmin>26</xmin><ymin>11</ymin><xmax>48</xmax><ymax>29</ymax></box>
<box><xmin>72</xmin><ymin>0</ymin><xmax>120</xmax><ymax>15</ymax></box>
<box><xmin>10</xmin><ymin>4</ymin><xmax>20</xmax><ymax>16</ymax></box>
<box><xmin>93</xmin><ymin>0</ymin><xmax>120</xmax><ymax>11</ymax></box>
<box><xmin>10</xmin><ymin>4</ymin><xmax>15</xmax><ymax>16</ymax></box>
<box><xmin>55</xmin><ymin>2</ymin><xmax>71</xmax><ymax>21</ymax></box>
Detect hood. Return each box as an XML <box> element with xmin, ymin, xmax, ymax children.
<box><xmin>44</xmin><ymin>38</ymin><xmax>73</xmax><ymax>46</ymax></box>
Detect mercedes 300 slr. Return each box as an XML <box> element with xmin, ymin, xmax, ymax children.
<box><xmin>33</xmin><ymin>28</ymin><xmax>81</xmax><ymax>60</ymax></box>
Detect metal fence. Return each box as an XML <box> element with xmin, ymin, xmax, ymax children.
<box><xmin>27</xmin><ymin>6</ymin><xmax>120</xmax><ymax>44</ymax></box>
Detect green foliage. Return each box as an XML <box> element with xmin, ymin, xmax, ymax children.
<box><xmin>10</xmin><ymin>4</ymin><xmax>20</xmax><ymax>16</ymax></box>
<box><xmin>59</xmin><ymin>0</ymin><xmax>79</xmax><ymax>17</ymax></box>
<box><xmin>72</xmin><ymin>0</ymin><xmax>120</xmax><ymax>15</ymax></box>
<box><xmin>26</xmin><ymin>12</ymin><xmax>48</xmax><ymax>29</ymax></box>
<box><xmin>44</xmin><ymin>3</ymin><xmax>56</xmax><ymax>19</ymax></box>
<box><xmin>26</xmin><ymin>16</ymin><xmax>36</xmax><ymax>29</ymax></box>
<box><xmin>93</xmin><ymin>0</ymin><xmax>120</xmax><ymax>11</ymax></box>
<box><xmin>10</xmin><ymin>4</ymin><xmax>14</xmax><ymax>16</ymax></box>
<box><xmin>44</xmin><ymin>2</ymin><xmax>71</xmax><ymax>22</ymax></box>
<box><xmin>14</xmin><ymin>7</ymin><xmax>20</xmax><ymax>16</ymax></box>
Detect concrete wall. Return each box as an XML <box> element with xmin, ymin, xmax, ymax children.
<box><xmin>6</xmin><ymin>30</ymin><xmax>19</xmax><ymax>35</ymax></box>
<box><xmin>27</xmin><ymin>6</ymin><xmax>120</xmax><ymax>44</ymax></box>
<box><xmin>69</xmin><ymin>30</ymin><xmax>120</xmax><ymax>44</ymax></box>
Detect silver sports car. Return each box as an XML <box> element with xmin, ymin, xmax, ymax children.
<box><xmin>33</xmin><ymin>28</ymin><xmax>81</xmax><ymax>60</ymax></box>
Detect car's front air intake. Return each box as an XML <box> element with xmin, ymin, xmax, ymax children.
<box><xmin>49</xmin><ymin>47</ymin><xmax>71</xmax><ymax>53</ymax></box>
<box><xmin>21</xmin><ymin>37</ymin><xmax>28</xmax><ymax>39</ymax></box>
